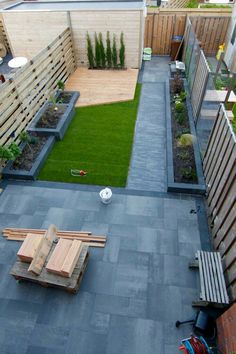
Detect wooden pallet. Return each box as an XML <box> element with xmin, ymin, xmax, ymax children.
<box><xmin>10</xmin><ymin>245</ymin><xmax>89</xmax><ymax>294</ymax></box>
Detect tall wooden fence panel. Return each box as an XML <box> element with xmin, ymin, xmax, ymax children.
<box><xmin>190</xmin><ymin>16</ymin><xmax>231</xmax><ymax>55</ymax></box>
<box><xmin>203</xmin><ymin>105</ymin><xmax>236</xmax><ymax>301</ymax></box>
<box><xmin>144</xmin><ymin>10</ymin><xmax>231</xmax><ymax>55</ymax></box>
<box><xmin>0</xmin><ymin>13</ymin><xmax>10</xmax><ymax>52</ymax></box>
<box><xmin>0</xmin><ymin>28</ymin><xmax>76</xmax><ymax>147</ymax></box>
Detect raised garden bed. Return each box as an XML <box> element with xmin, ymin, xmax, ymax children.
<box><xmin>56</xmin><ymin>91</ymin><xmax>80</xmax><ymax>106</ymax></box>
<box><xmin>28</xmin><ymin>100</ymin><xmax>76</xmax><ymax>140</ymax></box>
<box><xmin>166</xmin><ymin>77</ymin><xmax>205</xmax><ymax>194</ymax></box>
<box><xmin>2</xmin><ymin>136</ymin><xmax>55</xmax><ymax>180</ymax></box>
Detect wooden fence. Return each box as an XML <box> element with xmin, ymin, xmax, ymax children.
<box><xmin>203</xmin><ymin>105</ymin><xmax>236</xmax><ymax>301</ymax></box>
<box><xmin>0</xmin><ymin>13</ymin><xmax>10</xmax><ymax>52</ymax></box>
<box><xmin>0</xmin><ymin>28</ymin><xmax>76</xmax><ymax>147</ymax></box>
<box><xmin>144</xmin><ymin>9</ymin><xmax>231</xmax><ymax>55</ymax></box>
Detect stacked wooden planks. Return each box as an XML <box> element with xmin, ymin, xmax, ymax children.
<box><xmin>46</xmin><ymin>239</ymin><xmax>84</xmax><ymax>278</ymax></box>
<box><xmin>17</xmin><ymin>233</ymin><xmax>44</xmax><ymax>263</ymax></box>
<box><xmin>3</xmin><ymin>227</ymin><xmax>106</xmax><ymax>248</ymax></box>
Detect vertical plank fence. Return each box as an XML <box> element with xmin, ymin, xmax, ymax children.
<box><xmin>0</xmin><ymin>28</ymin><xmax>76</xmax><ymax>147</ymax></box>
<box><xmin>144</xmin><ymin>10</ymin><xmax>231</xmax><ymax>56</ymax></box>
<box><xmin>0</xmin><ymin>13</ymin><xmax>10</xmax><ymax>52</ymax></box>
<box><xmin>203</xmin><ymin>105</ymin><xmax>236</xmax><ymax>301</ymax></box>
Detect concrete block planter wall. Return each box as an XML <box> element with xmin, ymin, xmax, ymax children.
<box><xmin>2</xmin><ymin>136</ymin><xmax>55</xmax><ymax>180</ymax></box>
<box><xmin>166</xmin><ymin>79</ymin><xmax>206</xmax><ymax>195</ymax></box>
<box><xmin>28</xmin><ymin>101</ymin><xmax>75</xmax><ymax>140</ymax></box>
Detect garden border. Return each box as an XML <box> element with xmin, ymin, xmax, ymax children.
<box><xmin>166</xmin><ymin>79</ymin><xmax>206</xmax><ymax>195</ymax></box>
<box><xmin>2</xmin><ymin>136</ymin><xmax>55</xmax><ymax>180</ymax></box>
<box><xmin>27</xmin><ymin>96</ymin><xmax>77</xmax><ymax>140</ymax></box>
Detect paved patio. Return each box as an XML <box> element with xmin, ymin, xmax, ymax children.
<box><xmin>0</xmin><ymin>181</ymin><xmax>211</xmax><ymax>354</ymax></box>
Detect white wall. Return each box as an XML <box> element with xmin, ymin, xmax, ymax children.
<box><xmin>224</xmin><ymin>4</ymin><xmax>236</xmax><ymax>71</ymax></box>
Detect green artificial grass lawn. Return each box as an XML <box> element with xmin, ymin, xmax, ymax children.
<box><xmin>38</xmin><ymin>84</ymin><xmax>141</xmax><ymax>187</ymax></box>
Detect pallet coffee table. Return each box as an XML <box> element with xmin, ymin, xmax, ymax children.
<box><xmin>11</xmin><ymin>244</ymin><xmax>89</xmax><ymax>294</ymax></box>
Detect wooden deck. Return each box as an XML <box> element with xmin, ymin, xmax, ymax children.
<box><xmin>65</xmin><ymin>67</ymin><xmax>138</xmax><ymax>107</ymax></box>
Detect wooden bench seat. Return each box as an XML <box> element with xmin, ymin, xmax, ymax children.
<box><xmin>189</xmin><ymin>250</ymin><xmax>229</xmax><ymax>307</ymax></box>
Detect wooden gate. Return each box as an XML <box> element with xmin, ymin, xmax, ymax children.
<box><xmin>203</xmin><ymin>105</ymin><xmax>236</xmax><ymax>301</ymax></box>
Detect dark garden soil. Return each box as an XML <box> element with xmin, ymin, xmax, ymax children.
<box><xmin>11</xmin><ymin>137</ymin><xmax>47</xmax><ymax>171</ymax></box>
<box><xmin>57</xmin><ymin>92</ymin><xmax>74</xmax><ymax>104</ymax></box>
<box><xmin>170</xmin><ymin>78</ymin><xmax>198</xmax><ymax>184</ymax></box>
<box><xmin>36</xmin><ymin>105</ymin><xmax>67</xmax><ymax>129</ymax></box>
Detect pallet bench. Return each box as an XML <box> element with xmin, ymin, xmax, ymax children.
<box><xmin>189</xmin><ymin>250</ymin><xmax>229</xmax><ymax>307</ymax></box>
<box><xmin>11</xmin><ymin>244</ymin><xmax>89</xmax><ymax>294</ymax></box>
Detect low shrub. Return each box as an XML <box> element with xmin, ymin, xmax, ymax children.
<box><xmin>175</xmin><ymin>101</ymin><xmax>185</xmax><ymax>113</ymax></box>
<box><xmin>176</xmin><ymin>112</ymin><xmax>186</xmax><ymax>125</ymax></box>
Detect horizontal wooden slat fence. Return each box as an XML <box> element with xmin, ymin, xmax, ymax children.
<box><xmin>0</xmin><ymin>27</ymin><xmax>76</xmax><ymax>148</ymax></box>
<box><xmin>203</xmin><ymin>105</ymin><xmax>236</xmax><ymax>301</ymax></box>
<box><xmin>0</xmin><ymin>13</ymin><xmax>10</xmax><ymax>52</ymax></box>
<box><xmin>144</xmin><ymin>10</ymin><xmax>231</xmax><ymax>55</ymax></box>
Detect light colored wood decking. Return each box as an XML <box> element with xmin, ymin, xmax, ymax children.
<box><xmin>65</xmin><ymin>67</ymin><xmax>138</xmax><ymax>107</ymax></box>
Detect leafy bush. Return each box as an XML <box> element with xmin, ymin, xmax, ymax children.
<box><xmin>112</xmin><ymin>34</ymin><xmax>118</xmax><ymax>68</ymax></box>
<box><xmin>95</xmin><ymin>33</ymin><xmax>101</xmax><ymax>68</ymax></box>
<box><xmin>20</xmin><ymin>131</ymin><xmax>38</xmax><ymax>151</ymax></box>
<box><xmin>180</xmin><ymin>166</ymin><xmax>196</xmax><ymax>180</ymax></box>
<box><xmin>119</xmin><ymin>32</ymin><xmax>125</xmax><ymax>69</ymax></box>
<box><xmin>106</xmin><ymin>31</ymin><xmax>112</xmax><ymax>68</ymax></box>
<box><xmin>176</xmin><ymin>112</ymin><xmax>186</xmax><ymax>125</ymax></box>
<box><xmin>177</xmin><ymin>150</ymin><xmax>189</xmax><ymax>160</ymax></box>
<box><xmin>99</xmin><ymin>33</ymin><xmax>106</xmax><ymax>68</ymax></box>
<box><xmin>175</xmin><ymin>101</ymin><xmax>185</xmax><ymax>113</ymax></box>
<box><xmin>179</xmin><ymin>91</ymin><xmax>187</xmax><ymax>101</ymax></box>
<box><xmin>178</xmin><ymin>134</ymin><xmax>195</xmax><ymax>147</ymax></box>
<box><xmin>86</xmin><ymin>33</ymin><xmax>94</xmax><ymax>69</ymax></box>
<box><xmin>0</xmin><ymin>142</ymin><xmax>21</xmax><ymax>167</ymax></box>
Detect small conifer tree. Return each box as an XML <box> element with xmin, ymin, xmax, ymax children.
<box><xmin>106</xmin><ymin>31</ymin><xmax>112</xmax><ymax>69</ymax></box>
<box><xmin>99</xmin><ymin>33</ymin><xmax>106</xmax><ymax>68</ymax></box>
<box><xmin>112</xmin><ymin>34</ymin><xmax>118</xmax><ymax>68</ymax></box>
<box><xmin>86</xmin><ymin>32</ymin><xmax>94</xmax><ymax>69</ymax></box>
<box><xmin>119</xmin><ymin>32</ymin><xmax>125</xmax><ymax>69</ymax></box>
<box><xmin>95</xmin><ymin>32</ymin><xmax>101</xmax><ymax>68</ymax></box>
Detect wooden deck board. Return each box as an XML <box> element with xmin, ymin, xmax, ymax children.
<box><xmin>65</xmin><ymin>67</ymin><xmax>138</xmax><ymax>107</ymax></box>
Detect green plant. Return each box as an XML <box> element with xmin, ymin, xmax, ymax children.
<box><xmin>99</xmin><ymin>33</ymin><xmax>106</xmax><ymax>68</ymax></box>
<box><xmin>179</xmin><ymin>91</ymin><xmax>187</xmax><ymax>101</ymax></box>
<box><xmin>0</xmin><ymin>142</ymin><xmax>21</xmax><ymax>167</ymax></box>
<box><xmin>119</xmin><ymin>32</ymin><xmax>125</xmax><ymax>69</ymax></box>
<box><xmin>86</xmin><ymin>32</ymin><xmax>95</xmax><ymax>69</ymax></box>
<box><xmin>57</xmin><ymin>80</ymin><xmax>65</xmax><ymax>91</ymax></box>
<box><xmin>177</xmin><ymin>150</ymin><xmax>189</xmax><ymax>160</ymax></box>
<box><xmin>112</xmin><ymin>34</ymin><xmax>118</xmax><ymax>68</ymax></box>
<box><xmin>176</xmin><ymin>112</ymin><xmax>186</xmax><ymax>125</ymax></box>
<box><xmin>95</xmin><ymin>32</ymin><xmax>101</xmax><ymax>68</ymax></box>
<box><xmin>178</xmin><ymin>133</ymin><xmax>195</xmax><ymax>147</ymax></box>
<box><xmin>19</xmin><ymin>131</ymin><xmax>38</xmax><ymax>151</ymax></box>
<box><xmin>106</xmin><ymin>31</ymin><xmax>112</xmax><ymax>69</ymax></box>
<box><xmin>49</xmin><ymin>95</ymin><xmax>58</xmax><ymax>111</ymax></box>
<box><xmin>175</xmin><ymin>101</ymin><xmax>185</xmax><ymax>113</ymax></box>
<box><xmin>180</xmin><ymin>166</ymin><xmax>196</xmax><ymax>180</ymax></box>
